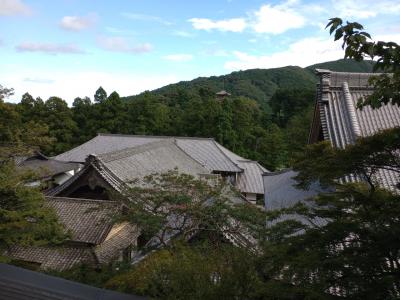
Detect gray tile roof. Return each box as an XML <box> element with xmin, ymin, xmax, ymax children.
<box><xmin>53</xmin><ymin>133</ymin><xmax>269</xmax><ymax>195</ymax></box>
<box><xmin>8</xmin><ymin>245</ymin><xmax>95</xmax><ymax>271</ymax></box>
<box><xmin>176</xmin><ymin>138</ymin><xmax>242</xmax><ymax>173</ymax></box>
<box><xmin>45</xmin><ymin>197</ymin><xmax>118</xmax><ymax>244</ymax></box>
<box><xmin>263</xmin><ymin>169</ymin><xmax>327</xmax><ymax>227</ymax></box>
<box><xmin>236</xmin><ymin>160</ymin><xmax>266</xmax><ymax>194</ymax></box>
<box><xmin>17</xmin><ymin>152</ymin><xmax>79</xmax><ymax>179</ymax></box>
<box><xmin>47</xmin><ymin>140</ymin><xmax>210</xmax><ymax>197</ymax></box>
<box><xmin>55</xmin><ymin>133</ymin><xmax>242</xmax><ymax>173</ymax></box>
<box><xmin>216</xmin><ymin>143</ymin><xmax>269</xmax><ymax>194</ymax></box>
<box><xmin>98</xmin><ymin>139</ymin><xmax>210</xmax><ymax>184</ymax></box>
<box><xmin>263</xmin><ymin>169</ymin><xmax>326</xmax><ymax>211</ymax></box>
<box><xmin>7</xmin><ymin>197</ymin><xmax>139</xmax><ymax>271</ymax></box>
<box><xmin>310</xmin><ymin>69</ymin><xmax>400</xmax><ymax>191</ymax></box>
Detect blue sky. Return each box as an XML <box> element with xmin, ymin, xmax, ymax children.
<box><xmin>1</xmin><ymin>0</ymin><xmax>399</xmax><ymax>104</ymax></box>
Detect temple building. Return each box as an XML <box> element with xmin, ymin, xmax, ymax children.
<box><xmin>7</xmin><ymin>139</ymin><xmax>258</xmax><ymax>270</ymax></box>
<box><xmin>54</xmin><ymin>134</ymin><xmax>267</xmax><ymax>204</ymax></box>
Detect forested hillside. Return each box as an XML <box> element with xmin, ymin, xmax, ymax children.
<box><xmin>123</xmin><ymin>58</ymin><xmax>374</xmax><ymax>109</ymax></box>
<box><xmin>1</xmin><ymin>59</ymin><xmax>373</xmax><ymax>170</ymax></box>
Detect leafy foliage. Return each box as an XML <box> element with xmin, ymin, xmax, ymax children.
<box><xmin>114</xmin><ymin>171</ymin><xmax>250</xmax><ymax>249</ymax></box>
<box><xmin>106</xmin><ymin>243</ymin><xmax>262</xmax><ymax>300</ymax></box>
<box><xmin>327</xmin><ymin>18</ymin><xmax>400</xmax><ymax>108</ymax></box>
<box><xmin>0</xmin><ymin>162</ymin><xmax>67</xmax><ymax>255</ymax></box>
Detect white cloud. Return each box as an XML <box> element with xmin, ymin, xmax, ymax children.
<box><xmin>97</xmin><ymin>36</ymin><xmax>153</xmax><ymax>54</ymax></box>
<box><xmin>60</xmin><ymin>13</ymin><xmax>97</xmax><ymax>31</ymax></box>
<box><xmin>334</xmin><ymin>0</ymin><xmax>400</xmax><ymax>19</ymax></box>
<box><xmin>163</xmin><ymin>54</ymin><xmax>193</xmax><ymax>62</ymax></box>
<box><xmin>224</xmin><ymin>37</ymin><xmax>344</xmax><ymax>70</ymax></box>
<box><xmin>223</xmin><ymin>32</ymin><xmax>400</xmax><ymax>71</ymax></box>
<box><xmin>2</xmin><ymin>70</ymin><xmax>180</xmax><ymax>105</ymax></box>
<box><xmin>188</xmin><ymin>0</ymin><xmax>315</xmax><ymax>35</ymax></box>
<box><xmin>0</xmin><ymin>0</ymin><xmax>30</xmax><ymax>15</ymax></box>
<box><xmin>15</xmin><ymin>42</ymin><xmax>85</xmax><ymax>55</ymax></box>
<box><xmin>188</xmin><ymin>17</ymin><xmax>247</xmax><ymax>32</ymax></box>
<box><xmin>250</xmin><ymin>2</ymin><xmax>305</xmax><ymax>34</ymax></box>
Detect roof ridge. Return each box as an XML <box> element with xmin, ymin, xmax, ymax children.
<box><xmin>45</xmin><ymin>196</ymin><xmax>117</xmax><ymax>205</ymax></box>
<box><xmin>54</xmin><ymin>135</ymin><xmax>99</xmax><ymax>161</ymax></box>
<box><xmin>315</xmin><ymin>69</ymin><xmax>379</xmax><ymax>76</ymax></box>
<box><xmin>97</xmin><ymin>132</ymin><xmax>215</xmax><ymax>141</ymax></box>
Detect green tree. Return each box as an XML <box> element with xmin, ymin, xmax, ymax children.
<box><xmin>259</xmin><ymin>20</ymin><xmax>400</xmax><ymax>298</ymax></box>
<box><xmin>0</xmin><ymin>162</ymin><xmax>67</xmax><ymax>259</ymax></box>
<box><xmin>0</xmin><ymin>86</ymin><xmax>66</xmax><ymax>261</ymax></box>
<box><xmin>72</xmin><ymin>96</ymin><xmax>96</xmax><ymax>144</ymax></box>
<box><xmin>114</xmin><ymin>171</ymin><xmax>247</xmax><ymax>248</ymax></box>
<box><xmin>43</xmin><ymin>96</ymin><xmax>78</xmax><ymax>154</ymax></box>
<box><xmin>94</xmin><ymin>86</ymin><xmax>107</xmax><ymax>103</ymax></box>
<box><xmin>106</xmin><ymin>243</ymin><xmax>261</xmax><ymax>300</ymax></box>
<box><xmin>263</xmin><ymin>128</ymin><xmax>400</xmax><ymax>299</ymax></box>
<box><xmin>284</xmin><ymin>106</ymin><xmax>314</xmax><ymax>165</ymax></box>
<box><xmin>270</xmin><ymin>88</ymin><xmax>315</xmax><ymax>126</ymax></box>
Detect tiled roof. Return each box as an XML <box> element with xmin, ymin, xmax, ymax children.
<box><xmin>7</xmin><ymin>245</ymin><xmax>95</xmax><ymax>271</ymax></box>
<box><xmin>7</xmin><ymin>197</ymin><xmax>139</xmax><ymax>271</ymax></box>
<box><xmin>263</xmin><ymin>169</ymin><xmax>326</xmax><ymax>211</ymax></box>
<box><xmin>263</xmin><ymin>169</ymin><xmax>327</xmax><ymax>227</ymax></box>
<box><xmin>176</xmin><ymin>138</ymin><xmax>241</xmax><ymax>172</ymax></box>
<box><xmin>216</xmin><ymin>143</ymin><xmax>269</xmax><ymax>194</ymax></box>
<box><xmin>98</xmin><ymin>139</ymin><xmax>210</xmax><ymax>183</ymax></box>
<box><xmin>45</xmin><ymin>197</ymin><xmax>118</xmax><ymax>244</ymax></box>
<box><xmin>16</xmin><ymin>152</ymin><xmax>79</xmax><ymax>178</ymax></box>
<box><xmin>310</xmin><ymin>69</ymin><xmax>400</xmax><ymax>191</ymax></box>
<box><xmin>47</xmin><ymin>140</ymin><xmax>210</xmax><ymax>197</ymax></box>
<box><xmin>236</xmin><ymin>160</ymin><xmax>266</xmax><ymax>194</ymax></box>
<box><xmin>54</xmin><ymin>133</ymin><xmax>242</xmax><ymax>173</ymax></box>
<box><xmin>53</xmin><ymin>134</ymin><xmax>269</xmax><ymax>195</ymax></box>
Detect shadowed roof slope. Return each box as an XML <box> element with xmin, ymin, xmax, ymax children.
<box><xmin>263</xmin><ymin>169</ymin><xmax>326</xmax><ymax>211</ymax></box>
<box><xmin>263</xmin><ymin>169</ymin><xmax>328</xmax><ymax>227</ymax></box>
<box><xmin>0</xmin><ymin>263</ymin><xmax>144</xmax><ymax>300</ymax></box>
